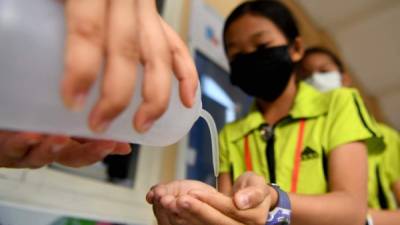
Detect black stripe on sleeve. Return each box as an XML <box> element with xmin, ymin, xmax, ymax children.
<box><xmin>352</xmin><ymin>93</ymin><xmax>377</xmax><ymax>137</ymax></box>
<box><xmin>376</xmin><ymin>165</ymin><xmax>388</xmax><ymax>209</ymax></box>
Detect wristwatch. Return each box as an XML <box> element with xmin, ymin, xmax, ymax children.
<box><xmin>267</xmin><ymin>184</ymin><xmax>291</xmax><ymax>225</ymax></box>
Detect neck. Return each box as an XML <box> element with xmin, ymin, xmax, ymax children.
<box><xmin>257</xmin><ymin>75</ymin><xmax>297</xmax><ymax>125</ymax></box>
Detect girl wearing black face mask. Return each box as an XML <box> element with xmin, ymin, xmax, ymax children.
<box><xmin>146</xmin><ymin>1</ymin><xmax>384</xmax><ymax>225</ymax></box>
<box><xmin>215</xmin><ymin>1</ymin><xmax>383</xmax><ymax>225</ymax></box>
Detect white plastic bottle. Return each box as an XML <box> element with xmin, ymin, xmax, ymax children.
<box><xmin>0</xmin><ymin>0</ymin><xmax>203</xmax><ymax>147</ymax></box>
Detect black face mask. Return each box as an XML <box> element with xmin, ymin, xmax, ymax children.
<box><xmin>230</xmin><ymin>45</ymin><xmax>294</xmax><ymax>102</ymax></box>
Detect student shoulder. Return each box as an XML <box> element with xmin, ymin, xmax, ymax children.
<box><xmin>323</xmin><ymin>86</ymin><xmax>362</xmax><ymax>108</ymax></box>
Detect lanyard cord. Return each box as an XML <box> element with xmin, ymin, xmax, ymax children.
<box><xmin>291</xmin><ymin>119</ymin><xmax>306</xmax><ymax>192</ymax></box>
<box><xmin>266</xmin><ymin>133</ymin><xmax>276</xmax><ymax>183</ymax></box>
<box><xmin>244</xmin><ymin>119</ymin><xmax>306</xmax><ymax>193</ymax></box>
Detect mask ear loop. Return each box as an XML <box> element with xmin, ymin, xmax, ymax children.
<box><xmin>200</xmin><ymin>109</ymin><xmax>220</xmax><ymax>189</ymax></box>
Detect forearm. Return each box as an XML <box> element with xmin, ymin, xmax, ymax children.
<box><xmin>393</xmin><ymin>181</ymin><xmax>400</xmax><ymax>206</ymax></box>
<box><xmin>370</xmin><ymin>210</ymin><xmax>400</xmax><ymax>225</ymax></box>
<box><xmin>289</xmin><ymin>192</ymin><xmax>367</xmax><ymax>225</ymax></box>
<box><xmin>218</xmin><ymin>173</ymin><xmax>233</xmax><ymax>196</ymax></box>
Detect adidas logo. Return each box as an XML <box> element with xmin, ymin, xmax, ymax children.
<box><xmin>301</xmin><ymin>147</ymin><xmax>319</xmax><ymax>161</ymax></box>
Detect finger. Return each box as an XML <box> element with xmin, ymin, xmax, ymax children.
<box><xmin>147</xmin><ymin>182</ymin><xmax>171</xmax><ymax>204</ymax></box>
<box><xmin>233</xmin><ymin>172</ymin><xmax>267</xmax><ymax>193</ymax></box>
<box><xmin>146</xmin><ymin>190</ymin><xmax>155</xmax><ymax>204</ymax></box>
<box><xmin>133</xmin><ymin>7</ymin><xmax>172</xmax><ymax>133</ymax></box>
<box><xmin>234</xmin><ymin>186</ymin><xmax>269</xmax><ymax>210</ymax></box>
<box><xmin>188</xmin><ymin>190</ymin><xmax>240</xmax><ymax>218</ymax></box>
<box><xmin>89</xmin><ymin>0</ymin><xmax>139</xmax><ymax>133</ymax></box>
<box><xmin>17</xmin><ymin>136</ymin><xmax>70</xmax><ymax>169</ymax></box>
<box><xmin>232</xmin><ymin>172</ymin><xmax>269</xmax><ymax>209</ymax></box>
<box><xmin>189</xmin><ymin>189</ymin><xmax>269</xmax><ymax>223</ymax></box>
<box><xmin>162</xmin><ymin>180</ymin><xmax>216</xmax><ymax>198</ymax></box>
<box><xmin>147</xmin><ymin>184</ymin><xmax>160</xmax><ymax>204</ymax></box>
<box><xmin>0</xmin><ymin>132</ymin><xmax>42</xmax><ymax>159</ymax></box>
<box><xmin>152</xmin><ymin>192</ymin><xmax>175</xmax><ymax>225</ymax></box>
<box><xmin>163</xmin><ymin>200</ymin><xmax>187</xmax><ymax>225</ymax></box>
<box><xmin>62</xmin><ymin>0</ymin><xmax>107</xmax><ymax>110</ymax></box>
<box><xmin>110</xmin><ymin>143</ymin><xmax>132</xmax><ymax>155</ymax></box>
<box><xmin>160</xmin><ymin>195</ymin><xmax>176</xmax><ymax>209</ymax></box>
<box><xmin>153</xmin><ymin>184</ymin><xmax>169</xmax><ymax>202</ymax></box>
<box><xmin>153</xmin><ymin>203</ymin><xmax>173</xmax><ymax>225</ymax></box>
<box><xmin>174</xmin><ymin>195</ymin><xmax>242</xmax><ymax>225</ymax></box>
<box><xmin>158</xmin><ymin>195</ymin><xmax>202</xmax><ymax>225</ymax></box>
<box><xmin>160</xmin><ymin>19</ymin><xmax>198</xmax><ymax>108</ymax></box>
<box><xmin>56</xmin><ymin>140</ymin><xmax>116</xmax><ymax>167</ymax></box>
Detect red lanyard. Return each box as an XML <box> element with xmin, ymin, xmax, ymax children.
<box><xmin>244</xmin><ymin>119</ymin><xmax>306</xmax><ymax>193</ymax></box>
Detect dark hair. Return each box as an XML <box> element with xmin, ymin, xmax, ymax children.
<box><xmin>223</xmin><ymin>0</ymin><xmax>300</xmax><ymax>50</ymax></box>
<box><xmin>303</xmin><ymin>47</ymin><xmax>345</xmax><ymax>72</ymax></box>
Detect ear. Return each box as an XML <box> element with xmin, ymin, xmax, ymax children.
<box><xmin>342</xmin><ymin>72</ymin><xmax>353</xmax><ymax>87</ymax></box>
<box><xmin>289</xmin><ymin>37</ymin><xmax>304</xmax><ymax>63</ymax></box>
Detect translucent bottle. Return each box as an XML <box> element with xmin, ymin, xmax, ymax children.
<box><xmin>0</xmin><ymin>0</ymin><xmax>204</xmax><ymax>147</ymax></box>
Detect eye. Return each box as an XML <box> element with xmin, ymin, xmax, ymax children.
<box><xmin>230</xmin><ymin>52</ymin><xmax>242</xmax><ymax>62</ymax></box>
<box><xmin>320</xmin><ymin>68</ymin><xmax>331</xmax><ymax>73</ymax></box>
<box><xmin>256</xmin><ymin>43</ymin><xmax>270</xmax><ymax>51</ymax></box>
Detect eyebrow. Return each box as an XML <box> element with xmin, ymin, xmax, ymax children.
<box><xmin>226</xmin><ymin>30</ymin><xmax>271</xmax><ymax>49</ymax></box>
<box><xmin>251</xmin><ymin>30</ymin><xmax>270</xmax><ymax>40</ymax></box>
<box><xmin>320</xmin><ymin>62</ymin><xmax>337</xmax><ymax>69</ymax></box>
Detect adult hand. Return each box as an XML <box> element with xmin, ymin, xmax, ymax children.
<box><xmin>0</xmin><ymin>130</ymin><xmax>130</xmax><ymax>168</ymax></box>
<box><xmin>61</xmin><ymin>0</ymin><xmax>198</xmax><ymax>134</ymax></box>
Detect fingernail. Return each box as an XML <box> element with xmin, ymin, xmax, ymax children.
<box><xmin>95</xmin><ymin>121</ymin><xmax>111</xmax><ymax>133</ymax></box>
<box><xmin>138</xmin><ymin>119</ymin><xmax>154</xmax><ymax>133</ymax></box>
<box><xmin>238</xmin><ymin>195</ymin><xmax>250</xmax><ymax>209</ymax></box>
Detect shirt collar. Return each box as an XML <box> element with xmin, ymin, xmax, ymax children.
<box><xmin>228</xmin><ymin>82</ymin><xmax>329</xmax><ymax>142</ymax></box>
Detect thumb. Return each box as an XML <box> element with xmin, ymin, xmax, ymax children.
<box><xmin>234</xmin><ymin>185</ymin><xmax>270</xmax><ymax>210</ymax></box>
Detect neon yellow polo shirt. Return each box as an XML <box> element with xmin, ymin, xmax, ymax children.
<box><xmin>369</xmin><ymin>123</ymin><xmax>400</xmax><ymax>209</ymax></box>
<box><xmin>219</xmin><ymin>82</ymin><xmax>384</xmax><ymax>194</ymax></box>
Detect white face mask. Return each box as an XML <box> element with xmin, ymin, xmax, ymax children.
<box><xmin>305</xmin><ymin>71</ymin><xmax>343</xmax><ymax>92</ymax></box>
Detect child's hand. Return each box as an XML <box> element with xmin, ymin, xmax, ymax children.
<box><xmin>146</xmin><ymin>173</ymin><xmax>274</xmax><ymax>225</ymax></box>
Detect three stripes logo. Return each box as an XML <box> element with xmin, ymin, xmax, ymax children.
<box><xmin>301</xmin><ymin>147</ymin><xmax>319</xmax><ymax>161</ymax></box>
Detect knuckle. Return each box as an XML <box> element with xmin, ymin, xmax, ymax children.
<box><xmin>177</xmin><ymin>196</ymin><xmax>192</xmax><ymax>209</ymax></box>
<box><xmin>108</xmin><ymin>36</ymin><xmax>139</xmax><ymax>61</ymax></box>
<box><xmin>149</xmin><ymin>94</ymin><xmax>169</xmax><ymax>115</ymax></box>
<box><xmin>69</xmin><ymin>18</ymin><xmax>104</xmax><ymax>46</ymax></box>
<box><xmin>153</xmin><ymin>185</ymin><xmax>166</xmax><ymax>198</ymax></box>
